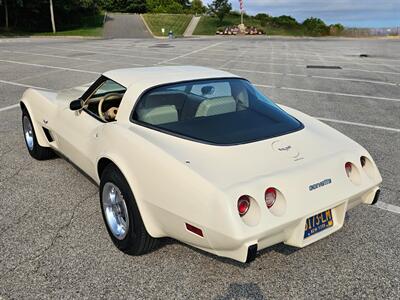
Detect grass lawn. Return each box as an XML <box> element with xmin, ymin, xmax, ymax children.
<box><xmin>0</xmin><ymin>28</ymin><xmax>30</xmax><ymax>36</ymax></box>
<box><xmin>143</xmin><ymin>14</ymin><xmax>192</xmax><ymax>36</ymax></box>
<box><xmin>265</xmin><ymin>27</ymin><xmax>306</xmax><ymax>36</ymax></box>
<box><xmin>33</xmin><ymin>27</ymin><xmax>103</xmax><ymax>37</ymax></box>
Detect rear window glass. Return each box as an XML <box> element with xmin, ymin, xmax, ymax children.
<box><xmin>132</xmin><ymin>78</ymin><xmax>303</xmax><ymax>145</ymax></box>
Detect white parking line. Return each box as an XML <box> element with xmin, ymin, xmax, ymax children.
<box><xmin>344</xmin><ymin>68</ymin><xmax>400</xmax><ymax>76</ymax></box>
<box><xmin>197</xmin><ymin>52</ymin><xmax>400</xmax><ymax>69</ymax></box>
<box><xmin>156</xmin><ymin>42</ymin><xmax>225</xmax><ymax>65</ymax></box>
<box><xmin>0</xmin><ymin>103</ymin><xmax>20</xmax><ymax>113</ymax></box>
<box><xmin>39</xmin><ymin>45</ymin><xmax>158</xmax><ymax>62</ymax></box>
<box><xmin>255</xmin><ymin>84</ymin><xmax>400</xmax><ymax>103</ymax></box>
<box><xmin>0</xmin><ymin>79</ymin><xmax>48</xmax><ymax>90</ymax></box>
<box><xmin>0</xmin><ymin>59</ymin><xmax>100</xmax><ymax>74</ymax></box>
<box><xmin>206</xmin><ymin>47</ymin><xmax>400</xmax><ymax>63</ymax></box>
<box><xmin>0</xmin><ymin>80</ymin><xmax>49</xmax><ymax>113</ymax></box>
<box><xmin>0</xmin><ymin>49</ymin><xmax>102</xmax><ymax>63</ymax></box>
<box><xmin>224</xmin><ymin>59</ymin><xmax>400</xmax><ymax>76</ymax></box>
<box><xmin>375</xmin><ymin>202</ymin><xmax>400</xmax><ymax>214</ymax></box>
<box><xmin>316</xmin><ymin>117</ymin><xmax>400</xmax><ymax>133</ymax></box>
<box><xmin>224</xmin><ymin>67</ymin><xmax>399</xmax><ymax>86</ymax></box>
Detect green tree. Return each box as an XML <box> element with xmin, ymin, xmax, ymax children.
<box><xmin>302</xmin><ymin>17</ymin><xmax>329</xmax><ymax>36</ymax></box>
<box><xmin>272</xmin><ymin>15</ymin><xmax>299</xmax><ymax>28</ymax></box>
<box><xmin>255</xmin><ymin>13</ymin><xmax>272</xmax><ymax>27</ymax></box>
<box><xmin>100</xmin><ymin>0</ymin><xmax>147</xmax><ymax>13</ymax></box>
<box><xmin>191</xmin><ymin>0</ymin><xmax>206</xmax><ymax>15</ymax></box>
<box><xmin>207</xmin><ymin>0</ymin><xmax>231</xmax><ymax>24</ymax></box>
<box><xmin>329</xmin><ymin>23</ymin><xmax>344</xmax><ymax>35</ymax></box>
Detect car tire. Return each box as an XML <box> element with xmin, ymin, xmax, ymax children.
<box><xmin>22</xmin><ymin>108</ymin><xmax>55</xmax><ymax>160</ymax></box>
<box><xmin>100</xmin><ymin>164</ymin><xmax>158</xmax><ymax>255</ymax></box>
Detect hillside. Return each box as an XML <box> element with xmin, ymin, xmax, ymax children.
<box><xmin>143</xmin><ymin>14</ymin><xmax>192</xmax><ymax>36</ymax></box>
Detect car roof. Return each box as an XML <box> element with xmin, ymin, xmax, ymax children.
<box><xmin>102</xmin><ymin>66</ymin><xmax>239</xmax><ymax>88</ymax></box>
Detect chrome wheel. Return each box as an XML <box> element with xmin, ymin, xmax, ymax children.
<box><xmin>102</xmin><ymin>182</ymin><xmax>130</xmax><ymax>240</ymax></box>
<box><xmin>23</xmin><ymin>115</ymin><xmax>34</xmax><ymax>151</ymax></box>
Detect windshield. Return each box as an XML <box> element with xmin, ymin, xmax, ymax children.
<box><xmin>132</xmin><ymin>78</ymin><xmax>303</xmax><ymax>145</ymax></box>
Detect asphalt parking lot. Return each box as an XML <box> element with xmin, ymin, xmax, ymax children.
<box><xmin>0</xmin><ymin>36</ymin><xmax>399</xmax><ymax>299</ymax></box>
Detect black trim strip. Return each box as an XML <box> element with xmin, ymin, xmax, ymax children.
<box><xmin>42</xmin><ymin>127</ymin><xmax>54</xmax><ymax>142</ymax></box>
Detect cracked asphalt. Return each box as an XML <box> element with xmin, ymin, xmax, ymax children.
<box><xmin>0</xmin><ymin>36</ymin><xmax>399</xmax><ymax>299</ymax></box>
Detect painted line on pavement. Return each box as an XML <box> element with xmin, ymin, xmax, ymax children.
<box><xmin>344</xmin><ymin>67</ymin><xmax>400</xmax><ymax>76</ymax></box>
<box><xmin>0</xmin><ymin>79</ymin><xmax>48</xmax><ymax>90</ymax></box>
<box><xmin>156</xmin><ymin>42</ymin><xmax>225</xmax><ymax>65</ymax></box>
<box><xmin>0</xmin><ymin>49</ymin><xmax>102</xmax><ymax>63</ymax></box>
<box><xmin>316</xmin><ymin>117</ymin><xmax>400</xmax><ymax>133</ymax></box>
<box><xmin>374</xmin><ymin>202</ymin><xmax>400</xmax><ymax>214</ymax></box>
<box><xmin>0</xmin><ymin>59</ymin><xmax>100</xmax><ymax>74</ymax></box>
<box><xmin>255</xmin><ymin>84</ymin><xmax>400</xmax><ymax>103</ymax></box>
<box><xmin>225</xmin><ymin>60</ymin><xmax>400</xmax><ymax>76</ymax></box>
<box><xmin>0</xmin><ymin>80</ymin><xmax>49</xmax><ymax>113</ymax></box>
<box><xmin>225</xmin><ymin>67</ymin><xmax>399</xmax><ymax>86</ymax></box>
<box><xmin>0</xmin><ymin>104</ymin><xmax>20</xmax><ymax>113</ymax></box>
<box><xmin>39</xmin><ymin>46</ymin><xmax>156</xmax><ymax>63</ymax></box>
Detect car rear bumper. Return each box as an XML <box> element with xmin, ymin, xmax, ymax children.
<box><xmin>203</xmin><ymin>186</ymin><xmax>380</xmax><ymax>263</ymax></box>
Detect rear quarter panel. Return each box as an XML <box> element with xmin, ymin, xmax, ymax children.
<box><xmin>97</xmin><ymin>122</ymin><xmax>240</xmax><ymax>250</ymax></box>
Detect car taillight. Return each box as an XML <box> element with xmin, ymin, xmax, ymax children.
<box><xmin>265</xmin><ymin>187</ymin><xmax>277</xmax><ymax>208</ymax></box>
<box><xmin>345</xmin><ymin>162</ymin><xmax>352</xmax><ymax>177</ymax></box>
<box><xmin>238</xmin><ymin>196</ymin><xmax>250</xmax><ymax>216</ymax></box>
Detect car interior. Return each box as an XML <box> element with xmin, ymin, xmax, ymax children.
<box><xmin>132</xmin><ymin>78</ymin><xmax>303</xmax><ymax>145</ymax></box>
<box><xmin>84</xmin><ymin>79</ymin><xmax>126</xmax><ymax>122</ymax></box>
<box><xmin>134</xmin><ymin>81</ymin><xmax>250</xmax><ymax>126</ymax></box>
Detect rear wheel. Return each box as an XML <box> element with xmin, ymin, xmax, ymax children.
<box><xmin>22</xmin><ymin>109</ymin><xmax>55</xmax><ymax>160</ymax></box>
<box><xmin>100</xmin><ymin>164</ymin><xmax>158</xmax><ymax>255</ymax></box>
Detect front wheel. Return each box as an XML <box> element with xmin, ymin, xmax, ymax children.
<box><xmin>22</xmin><ymin>108</ymin><xmax>55</xmax><ymax>160</ymax></box>
<box><xmin>100</xmin><ymin>164</ymin><xmax>158</xmax><ymax>255</ymax></box>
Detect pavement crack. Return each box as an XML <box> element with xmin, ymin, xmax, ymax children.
<box><xmin>0</xmin><ymin>161</ymin><xmax>33</xmax><ymax>186</ymax></box>
<box><xmin>0</xmin><ymin>146</ymin><xmax>15</xmax><ymax>161</ymax></box>
<box><xmin>0</xmin><ymin>209</ymin><xmax>31</xmax><ymax>238</ymax></box>
<box><xmin>0</xmin><ymin>190</ymin><xmax>97</xmax><ymax>281</ymax></box>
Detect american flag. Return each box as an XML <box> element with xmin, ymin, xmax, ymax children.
<box><xmin>239</xmin><ymin>0</ymin><xmax>244</xmax><ymax>11</ymax></box>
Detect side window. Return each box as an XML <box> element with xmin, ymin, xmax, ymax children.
<box><xmin>190</xmin><ymin>82</ymin><xmax>232</xmax><ymax>98</ymax></box>
<box><xmin>82</xmin><ymin>77</ymin><xmax>126</xmax><ymax>122</ymax></box>
<box><xmin>90</xmin><ymin>79</ymin><xmax>126</xmax><ymax>99</ymax></box>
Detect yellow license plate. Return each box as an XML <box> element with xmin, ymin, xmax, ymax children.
<box><xmin>304</xmin><ymin>209</ymin><xmax>333</xmax><ymax>238</ymax></box>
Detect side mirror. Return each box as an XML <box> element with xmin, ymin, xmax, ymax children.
<box><xmin>70</xmin><ymin>99</ymin><xmax>83</xmax><ymax>111</ymax></box>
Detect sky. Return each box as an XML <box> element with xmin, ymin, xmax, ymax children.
<box><xmin>203</xmin><ymin>0</ymin><xmax>400</xmax><ymax>28</ymax></box>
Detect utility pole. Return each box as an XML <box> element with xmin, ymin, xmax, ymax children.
<box><xmin>49</xmin><ymin>0</ymin><xmax>56</xmax><ymax>33</ymax></box>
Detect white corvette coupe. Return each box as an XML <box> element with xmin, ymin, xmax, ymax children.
<box><xmin>20</xmin><ymin>66</ymin><xmax>382</xmax><ymax>262</ymax></box>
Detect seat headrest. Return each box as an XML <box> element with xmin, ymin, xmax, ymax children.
<box><xmin>195</xmin><ymin>96</ymin><xmax>236</xmax><ymax>117</ymax></box>
<box><xmin>137</xmin><ymin>105</ymin><xmax>178</xmax><ymax>125</ymax></box>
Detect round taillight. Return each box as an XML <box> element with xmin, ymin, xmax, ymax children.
<box><xmin>345</xmin><ymin>162</ymin><xmax>352</xmax><ymax>177</ymax></box>
<box><xmin>265</xmin><ymin>187</ymin><xmax>277</xmax><ymax>209</ymax></box>
<box><xmin>238</xmin><ymin>196</ymin><xmax>250</xmax><ymax>216</ymax></box>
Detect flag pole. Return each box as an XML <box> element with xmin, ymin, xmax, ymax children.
<box><xmin>239</xmin><ymin>0</ymin><xmax>244</xmax><ymax>25</ymax></box>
